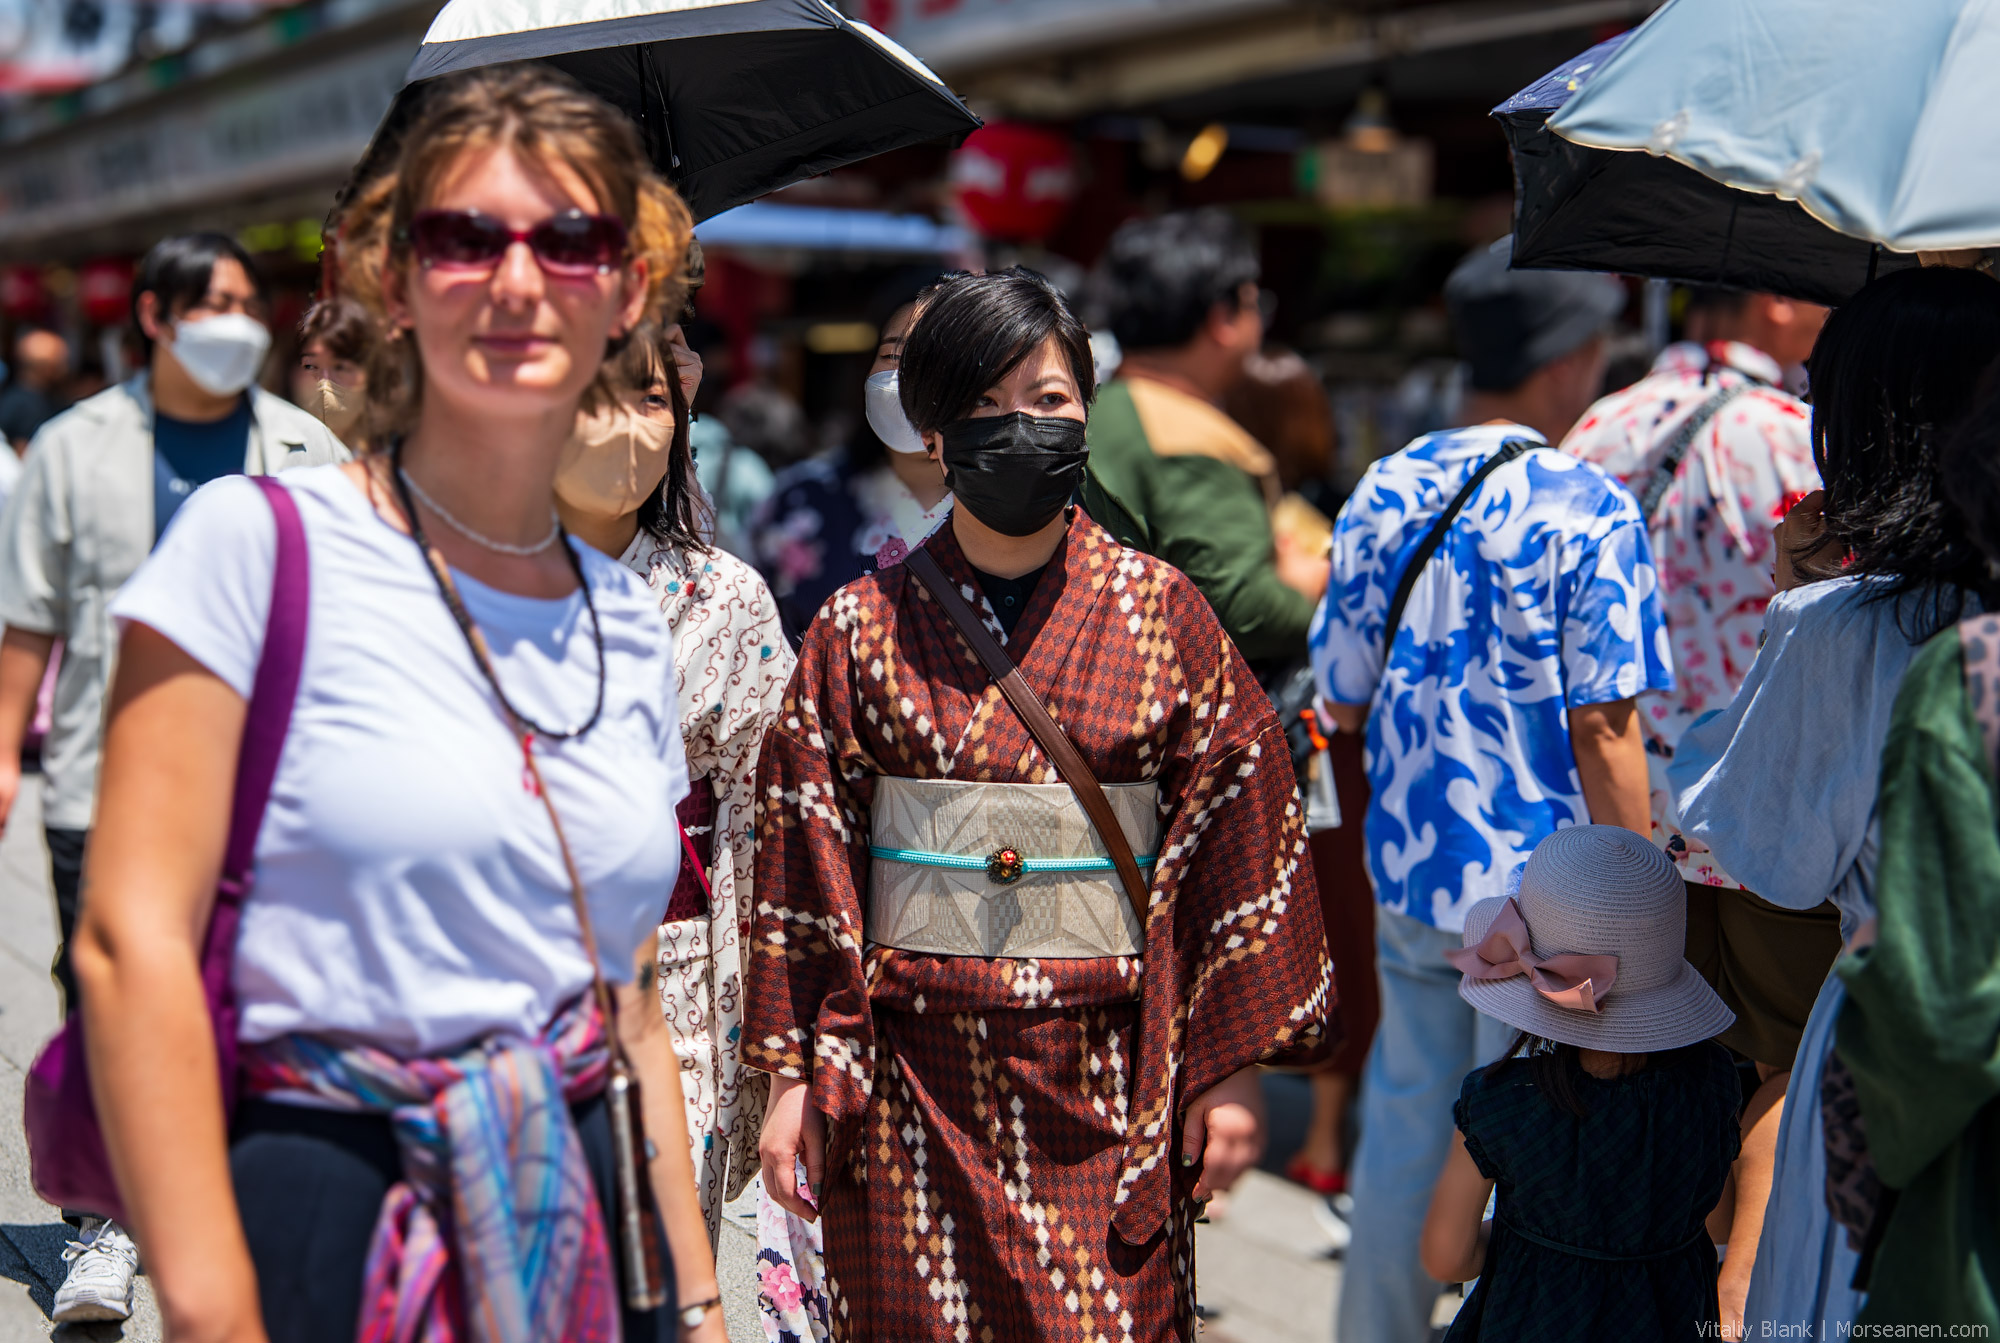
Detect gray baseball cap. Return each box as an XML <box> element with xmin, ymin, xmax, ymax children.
<box><xmin>1445</xmin><ymin>237</ymin><xmax>1626</xmax><ymax>391</ymax></box>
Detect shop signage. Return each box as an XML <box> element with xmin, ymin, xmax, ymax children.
<box><xmin>0</xmin><ymin>262</ymin><xmax>44</xmax><ymax>317</ymax></box>
<box><xmin>77</xmin><ymin>256</ymin><xmax>132</xmax><ymax>325</ymax></box>
<box><xmin>1308</xmin><ymin>138</ymin><xmax>1434</xmax><ymax>209</ymax></box>
<box><xmin>0</xmin><ymin>36</ymin><xmax>408</xmax><ymax>246</ymax></box>
<box><xmin>0</xmin><ymin>1</ymin><xmax>267</xmax><ymax>94</ymax></box>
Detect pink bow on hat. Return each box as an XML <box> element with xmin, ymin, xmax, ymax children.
<box><xmin>1444</xmin><ymin>898</ymin><xmax>1621</xmax><ymax>1013</ymax></box>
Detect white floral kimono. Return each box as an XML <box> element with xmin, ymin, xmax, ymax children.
<box><xmin>622</xmin><ymin>535</ymin><xmax>794</xmax><ymax>1240</ymax></box>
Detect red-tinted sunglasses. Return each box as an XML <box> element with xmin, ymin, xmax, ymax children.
<box><xmin>402</xmin><ymin>209</ymin><xmax>630</xmax><ymax>277</ymax></box>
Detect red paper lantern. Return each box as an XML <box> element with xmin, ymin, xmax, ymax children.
<box><xmin>0</xmin><ymin>265</ymin><xmax>46</xmax><ymax>320</ymax></box>
<box><xmin>950</xmin><ymin>122</ymin><xmax>1077</xmax><ymax>243</ymax></box>
<box><xmin>78</xmin><ymin>258</ymin><xmax>133</xmax><ymax>327</ymax></box>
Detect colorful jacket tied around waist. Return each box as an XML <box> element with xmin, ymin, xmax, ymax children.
<box><xmin>241</xmin><ymin>996</ymin><xmax>619</xmax><ymax>1343</ymax></box>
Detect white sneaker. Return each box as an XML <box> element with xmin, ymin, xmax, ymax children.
<box><xmin>53</xmin><ymin>1219</ymin><xmax>136</xmax><ymax>1323</ymax></box>
<box><xmin>1312</xmin><ymin>1191</ymin><xmax>1354</xmax><ymax>1255</ymax></box>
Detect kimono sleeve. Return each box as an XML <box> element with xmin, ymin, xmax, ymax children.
<box><xmin>741</xmin><ymin>618</ymin><xmax>876</xmax><ymax>1126</ymax></box>
<box><xmin>1837</xmin><ymin>633</ymin><xmax>2000</xmax><ymax>1189</ymax></box>
<box><xmin>710</xmin><ymin>571</ymin><xmax>797</xmax><ymax>921</ymax></box>
<box><xmin>1163</xmin><ymin>584</ymin><xmax>1336</xmax><ymax>1103</ymax></box>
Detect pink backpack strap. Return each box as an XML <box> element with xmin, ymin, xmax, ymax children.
<box><xmin>1957</xmin><ymin>614</ymin><xmax>2000</xmax><ymax>772</ymax></box>
<box><xmin>201</xmin><ymin>475</ymin><xmax>310</xmax><ymax>1111</ymax></box>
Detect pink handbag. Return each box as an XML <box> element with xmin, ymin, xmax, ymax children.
<box><xmin>23</xmin><ymin>476</ymin><xmax>308</xmax><ymax>1219</ymax></box>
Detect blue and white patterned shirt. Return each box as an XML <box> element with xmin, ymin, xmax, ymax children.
<box><xmin>1310</xmin><ymin>423</ymin><xmax>1673</xmax><ymax>931</ymax></box>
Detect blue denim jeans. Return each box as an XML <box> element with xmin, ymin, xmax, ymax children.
<box><xmin>1336</xmin><ymin>904</ymin><xmax>1515</xmax><ymax>1343</ymax></box>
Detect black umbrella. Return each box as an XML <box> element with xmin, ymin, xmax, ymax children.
<box><xmin>1494</xmin><ymin>34</ymin><xmax>1917</xmax><ymax>307</ymax></box>
<box><xmin>354</xmin><ymin>0</ymin><xmax>981</xmax><ymax>223</ymax></box>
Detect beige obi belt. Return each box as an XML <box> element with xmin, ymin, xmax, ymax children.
<box><xmin>864</xmin><ymin>776</ymin><xmax>1158</xmax><ymax>959</ymax></box>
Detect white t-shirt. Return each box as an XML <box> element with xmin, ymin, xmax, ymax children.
<box><xmin>111</xmin><ymin>465</ymin><xmax>686</xmax><ymax>1056</ymax></box>
<box><xmin>0</xmin><ymin>445</ymin><xmax>22</xmax><ymax>517</ymax></box>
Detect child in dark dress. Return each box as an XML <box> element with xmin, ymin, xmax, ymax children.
<box><xmin>1420</xmin><ymin>826</ymin><xmax>1743</xmax><ymax>1342</ymax></box>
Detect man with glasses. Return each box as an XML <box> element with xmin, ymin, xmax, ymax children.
<box><xmin>1082</xmin><ymin>209</ymin><xmax>1329</xmax><ymax>665</ymax></box>
<box><xmin>0</xmin><ymin>232</ymin><xmax>345</xmax><ymax>1325</ymax></box>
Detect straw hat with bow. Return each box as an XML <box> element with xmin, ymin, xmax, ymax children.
<box><xmin>1447</xmin><ymin>825</ymin><xmax>1735</xmax><ymax>1052</ymax></box>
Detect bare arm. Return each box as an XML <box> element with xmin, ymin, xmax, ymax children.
<box><xmin>0</xmin><ymin>626</ymin><xmax>53</xmax><ymax>835</ymax></box>
<box><xmin>1273</xmin><ymin>528</ymin><xmax>1331</xmax><ymax>605</ymax></box>
<box><xmin>618</xmin><ymin>958</ymin><xmax>726</xmax><ymax>1340</ymax></box>
<box><xmin>1420</xmin><ymin>1130</ymin><xmax>1494</xmax><ymax>1284</ymax></box>
<box><xmin>1569</xmin><ymin>697</ymin><xmax>1649</xmax><ymax>834</ymax></box>
<box><xmin>1706</xmin><ymin>1165</ymin><xmax>1737</xmax><ymax>1245</ymax></box>
<box><xmin>1718</xmin><ymin>1068</ymin><xmax>1788</xmax><ymax>1339</ymax></box>
<box><xmin>74</xmin><ymin>623</ymin><xmax>263</xmax><ymax>1343</ymax></box>
<box><xmin>1321</xmin><ymin>700</ymin><xmax>1367</xmax><ymax>736</ymax></box>
<box><xmin>82</xmin><ymin>625</ymin><xmax>729</xmax><ymax>1341</ymax></box>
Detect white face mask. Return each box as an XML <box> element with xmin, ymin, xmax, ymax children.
<box><xmin>170</xmin><ymin>313</ymin><xmax>271</xmax><ymax>397</ymax></box>
<box><xmin>864</xmin><ymin>369</ymin><xmax>927</xmax><ymax>455</ymax></box>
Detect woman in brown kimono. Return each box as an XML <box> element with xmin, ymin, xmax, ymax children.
<box><xmin>746</xmin><ymin>268</ymin><xmax>1334</xmax><ymax>1342</ymax></box>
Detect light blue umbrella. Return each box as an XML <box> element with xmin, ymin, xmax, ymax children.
<box><xmin>1549</xmin><ymin>0</ymin><xmax>2000</xmax><ymax>253</ymax></box>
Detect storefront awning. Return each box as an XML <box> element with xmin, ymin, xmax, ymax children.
<box><xmin>695</xmin><ymin>202</ymin><xmax>970</xmax><ymax>255</ymax></box>
<box><xmin>938</xmin><ymin>0</ymin><xmax>1663</xmax><ymax>118</ymax></box>
<box><xmin>0</xmin><ymin>37</ymin><xmax>413</xmax><ymax>260</ymax></box>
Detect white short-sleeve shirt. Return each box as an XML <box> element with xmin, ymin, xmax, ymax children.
<box><xmin>111</xmin><ymin>465</ymin><xmax>686</xmax><ymax>1056</ymax></box>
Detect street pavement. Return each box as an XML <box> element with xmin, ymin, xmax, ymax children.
<box><xmin>0</xmin><ymin>775</ymin><xmax>1353</xmax><ymax>1341</ymax></box>
<box><xmin>0</xmin><ymin>783</ymin><xmax>163</xmax><ymax>1341</ymax></box>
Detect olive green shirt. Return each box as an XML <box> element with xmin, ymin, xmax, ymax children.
<box><xmin>1838</xmin><ymin>629</ymin><xmax>2000</xmax><ymax>1328</ymax></box>
<box><xmin>1081</xmin><ymin>377</ymin><xmax>1314</xmax><ymax>663</ymax></box>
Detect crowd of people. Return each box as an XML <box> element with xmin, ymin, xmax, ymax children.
<box><xmin>0</xmin><ymin>55</ymin><xmax>1992</xmax><ymax>1343</ymax></box>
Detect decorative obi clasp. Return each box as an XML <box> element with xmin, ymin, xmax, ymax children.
<box><xmin>864</xmin><ymin>777</ymin><xmax>1159</xmax><ymax>959</ymax></box>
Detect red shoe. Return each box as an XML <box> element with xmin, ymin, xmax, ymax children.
<box><xmin>1285</xmin><ymin>1157</ymin><xmax>1347</xmax><ymax>1196</ymax></box>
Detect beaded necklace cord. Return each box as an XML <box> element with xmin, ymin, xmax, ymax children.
<box><xmin>387</xmin><ymin>441</ymin><xmax>606</xmax><ymax>790</ymax></box>
<box><xmin>397</xmin><ymin>463</ymin><xmax>562</xmax><ymax>556</ymax></box>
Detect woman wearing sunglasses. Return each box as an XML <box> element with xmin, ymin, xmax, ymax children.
<box><xmin>72</xmin><ymin>68</ymin><xmax>727</xmax><ymax>1343</ymax></box>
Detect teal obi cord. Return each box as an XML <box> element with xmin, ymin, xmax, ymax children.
<box><xmin>869</xmin><ymin>846</ymin><xmax>1158</xmax><ymax>875</ymax></box>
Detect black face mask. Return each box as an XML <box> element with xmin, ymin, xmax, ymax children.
<box><xmin>938</xmin><ymin>412</ymin><xmax>1089</xmax><ymax>538</ymax></box>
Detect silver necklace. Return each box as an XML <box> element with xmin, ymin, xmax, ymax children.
<box><xmin>396</xmin><ymin>467</ymin><xmax>561</xmax><ymax>557</ymax></box>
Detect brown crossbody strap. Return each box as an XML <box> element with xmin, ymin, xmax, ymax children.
<box><xmin>905</xmin><ymin>548</ymin><xmax>1152</xmax><ymax>933</ymax></box>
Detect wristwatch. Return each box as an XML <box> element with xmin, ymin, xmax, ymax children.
<box><xmin>679</xmin><ymin>1295</ymin><xmax>723</xmax><ymax>1331</ymax></box>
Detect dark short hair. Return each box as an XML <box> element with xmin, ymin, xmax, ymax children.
<box><xmin>1832</xmin><ymin>267</ymin><xmax>2000</xmax><ymax>635</ymax></box>
<box><xmin>1822</xmin><ymin>266</ymin><xmax>2000</xmax><ymax>636</ymax></box>
<box><xmin>297</xmin><ymin>296</ymin><xmax>373</xmax><ymax>366</ymax></box>
<box><xmin>898</xmin><ymin>268</ymin><xmax>1095</xmax><ymax>436</ymax></box>
<box><xmin>1100</xmin><ymin>209</ymin><xmax>1258</xmax><ymax>352</ymax></box>
<box><xmin>1444</xmin><ymin>238</ymin><xmax>1625</xmax><ymax>391</ymax></box>
<box><xmin>131</xmin><ymin>232</ymin><xmax>265</xmax><ymax>357</ymax></box>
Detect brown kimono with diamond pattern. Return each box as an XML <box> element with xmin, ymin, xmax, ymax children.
<box><xmin>745</xmin><ymin>514</ymin><xmax>1335</xmax><ymax>1342</ymax></box>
